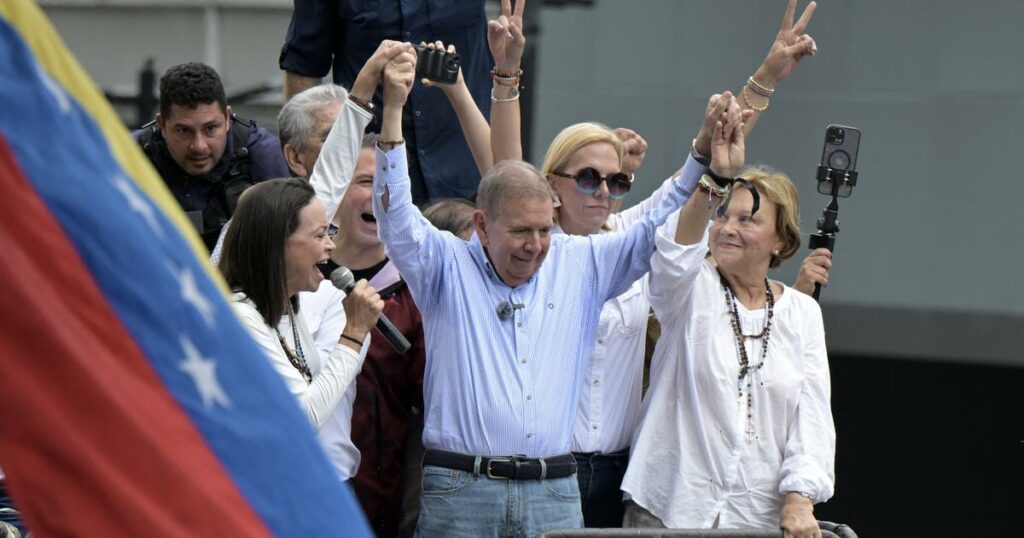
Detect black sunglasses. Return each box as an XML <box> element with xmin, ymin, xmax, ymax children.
<box><xmin>551</xmin><ymin>168</ymin><xmax>632</xmax><ymax>200</ymax></box>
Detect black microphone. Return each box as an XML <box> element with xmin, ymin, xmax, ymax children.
<box><xmin>329</xmin><ymin>266</ymin><xmax>412</xmax><ymax>355</ymax></box>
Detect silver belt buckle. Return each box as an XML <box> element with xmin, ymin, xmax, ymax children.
<box><xmin>485</xmin><ymin>457</ymin><xmax>513</xmax><ymax>479</ymax></box>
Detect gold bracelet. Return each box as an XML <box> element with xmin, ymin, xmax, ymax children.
<box><xmin>746</xmin><ymin>75</ymin><xmax>775</xmax><ymax>97</ymax></box>
<box><xmin>740</xmin><ymin>86</ymin><xmax>769</xmax><ymax>112</ymax></box>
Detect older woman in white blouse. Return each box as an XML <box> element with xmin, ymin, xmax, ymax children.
<box><xmin>621</xmin><ymin>102</ymin><xmax>835</xmax><ymax>538</ymax></box>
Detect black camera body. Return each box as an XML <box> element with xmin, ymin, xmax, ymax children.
<box><xmin>414</xmin><ymin>45</ymin><xmax>461</xmax><ymax>85</ymax></box>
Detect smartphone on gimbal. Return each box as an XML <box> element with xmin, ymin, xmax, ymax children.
<box><xmin>818</xmin><ymin>124</ymin><xmax>860</xmax><ymax>197</ymax></box>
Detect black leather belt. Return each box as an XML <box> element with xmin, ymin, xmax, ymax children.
<box><xmin>423</xmin><ymin>449</ymin><xmax>577</xmax><ymax>480</ymax></box>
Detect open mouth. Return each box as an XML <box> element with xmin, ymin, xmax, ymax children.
<box><xmin>360</xmin><ymin>212</ymin><xmax>377</xmax><ymax>224</ymax></box>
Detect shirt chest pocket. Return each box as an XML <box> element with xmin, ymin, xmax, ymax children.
<box><xmin>613</xmin><ymin>280</ymin><xmax>648</xmax><ymax>337</ymax></box>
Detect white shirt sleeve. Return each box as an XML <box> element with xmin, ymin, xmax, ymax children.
<box><xmin>611</xmin><ymin>174</ymin><xmax>678</xmax><ymax>230</ymax></box>
<box><xmin>231</xmin><ymin>297</ymin><xmax>362</xmax><ymax>429</ymax></box>
<box><xmin>310</xmin><ymin>99</ymin><xmax>374</xmax><ymax>221</ymax></box>
<box><xmin>778</xmin><ymin>296</ymin><xmax>836</xmax><ymax>503</ymax></box>
<box><xmin>648</xmin><ymin>209</ymin><xmax>710</xmax><ymax>325</ymax></box>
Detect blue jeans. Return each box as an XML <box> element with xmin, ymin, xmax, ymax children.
<box><xmin>573</xmin><ymin>449</ymin><xmax>629</xmax><ymax>528</ymax></box>
<box><xmin>414</xmin><ymin>464</ymin><xmax>584</xmax><ymax>538</ymax></box>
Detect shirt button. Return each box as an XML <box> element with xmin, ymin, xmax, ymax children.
<box><xmin>419</xmin><ymin>149</ymin><xmax>426</xmax><ymax>155</ymax></box>
<box><xmin>592</xmin><ymin>425</ymin><xmax>598</xmax><ymax>430</ymax></box>
<box><xmin>527</xmin><ymin>433</ymin><xmax>533</xmax><ymax>438</ymax></box>
<box><xmin>389</xmin><ymin>163</ymin><xmax>396</xmax><ymax>169</ymax></box>
<box><xmin>526</xmin><ymin>395</ymin><xmax>532</xmax><ymax>400</ymax></box>
<box><xmin>404</xmin><ymin>31</ymin><xmax>411</xmax><ymax>38</ymax></box>
<box><xmin>414</xmin><ymin>110</ymin><xmax>422</xmax><ymax>118</ymax></box>
<box><xmin>597</xmin><ymin>338</ymin><xmax>604</xmax><ymax>344</ymax></box>
<box><xmin>593</xmin><ymin>379</ymin><xmax>600</xmax><ymax>385</ymax></box>
<box><xmin>517</xmin><ymin>322</ymin><xmax>522</xmax><ymax>327</ymax></box>
<box><xmin>521</xmin><ymin>358</ymin><xmax>527</xmax><ymax>364</ymax></box>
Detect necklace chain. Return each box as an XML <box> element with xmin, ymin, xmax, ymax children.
<box><xmin>277</xmin><ymin>306</ymin><xmax>312</xmax><ymax>384</ymax></box>
<box><xmin>719</xmin><ymin>271</ymin><xmax>774</xmax><ymax>439</ymax></box>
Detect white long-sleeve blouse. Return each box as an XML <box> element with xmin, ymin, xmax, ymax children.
<box><xmin>621</xmin><ymin>212</ymin><xmax>835</xmax><ymax>529</ymax></box>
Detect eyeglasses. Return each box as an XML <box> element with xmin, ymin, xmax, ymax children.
<box><xmin>551</xmin><ymin>168</ymin><xmax>632</xmax><ymax>200</ymax></box>
<box><xmin>327</xmin><ymin>223</ymin><xmax>339</xmax><ymax>239</ymax></box>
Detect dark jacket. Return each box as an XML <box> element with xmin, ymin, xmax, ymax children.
<box><xmin>280</xmin><ymin>0</ymin><xmax>491</xmax><ymax>203</ymax></box>
<box><xmin>132</xmin><ymin>115</ymin><xmax>289</xmax><ymax>250</ymax></box>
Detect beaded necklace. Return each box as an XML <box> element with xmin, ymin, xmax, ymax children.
<box><xmin>718</xmin><ymin>271</ymin><xmax>774</xmax><ymax>439</ymax></box>
<box><xmin>276</xmin><ymin>305</ymin><xmax>312</xmax><ymax>384</ymax></box>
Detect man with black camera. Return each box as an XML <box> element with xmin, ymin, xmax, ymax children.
<box><xmin>133</xmin><ymin>62</ymin><xmax>289</xmax><ymax>251</ymax></box>
<box><xmin>279</xmin><ymin>0</ymin><xmax>493</xmax><ymax>205</ymax></box>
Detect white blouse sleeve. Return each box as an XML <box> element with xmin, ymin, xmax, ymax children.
<box><xmin>310</xmin><ymin>99</ymin><xmax>374</xmax><ymax>222</ymax></box>
<box><xmin>778</xmin><ymin>297</ymin><xmax>836</xmax><ymax>503</ymax></box>
<box><xmin>232</xmin><ymin>299</ymin><xmax>362</xmax><ymax>430</ymax></box>
<box><xmin>648</xmin><ymin>209</ymin><xmax>710</xmax><ymax>325</ymax></box>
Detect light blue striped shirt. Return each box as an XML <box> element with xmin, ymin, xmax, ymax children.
<box><xmin>373</xmin><ymin>147</ymin><xmax>705</xmax><ymax>457</ymax></box>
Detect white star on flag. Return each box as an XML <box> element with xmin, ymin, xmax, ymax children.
<box><xmin>113</xmin><ymin>175</ymin><xmax>163</xmax><ymax>236</ymax></box>
<box><xmin>37</xmin><ymin>67</ymin><xmax>71</xmax><ymax>114</ymax></box>
<box><xmin>170</xmin><ymin>262</ymin><xmax>215</xmax><ymax>328</ymax></box>
<box><xmin>178</xmin><ymin>335</ymin><xmax>231</xmax><ymax>410</ymax></box>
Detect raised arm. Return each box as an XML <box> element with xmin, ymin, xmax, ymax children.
<box><xmin>674</xmin><ymin>93</ymin><xmax>748</xmax><ymax>246</ymax></box>
<box><xmin>421</xmin><ymin>41</ymin><xmax>493</xmax><ymax>174</ymax></box>
<box><xmin>310</xmin><ymin>41</ymin><xmax>406</xmax><ymax>221</ymax></box>
<box><xmin>740</xmin><ymin>0</ymin><xmax>818</xmax><ymax>135</ymax></box>
<box><xmin>645</xmin><ymin>94</ymin><xmax>747</xmax><ymax>319</ymax></box>
<box><xmin>612</xmin><ymin>98</ymin><xmax>716</xmax><ymax>227</ymax></box>
<box><xmin>488</xmin><ymin>0</ymin><xmax>526</xmax><ymax>163</ymax></box>
<box><xmin>372</xmin><ymin>47</ymin><xmax>454</xmax><ymax>301</ymax></box>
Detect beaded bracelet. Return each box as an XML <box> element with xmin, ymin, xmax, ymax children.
<box><xmin>492</xmin><ymin>67</ymin><xmax>523</xmax><ymax>79</ymax></box>
<box><xmin>698</xmin><ymin>175</ymin><xmax>730</xmax><ymax>209</ymax></box>
<box><xmin>492</xmin><ymin>67</ymin><xmax>522</xmax><ymax>87</ymax></box>
<box><xmin>746</xmin><ymin>75</ymin><xmax>775</xmax><ymax>97</ymax></box>
<box><xmin>740</xmin><ymin>86</ymin><xmax>769</xmax><ymax>113</ymax></box>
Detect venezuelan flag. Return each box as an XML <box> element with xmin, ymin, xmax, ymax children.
<box><xmin>0</xmin><ymin>1</ymin><xmax>370</xmax><ymax>536</ymax></box>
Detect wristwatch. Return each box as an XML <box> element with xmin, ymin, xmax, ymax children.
<box><xmin>689</xmin><ymin>138</ymin><xmax>711</xmax><ymax>167</ymax></box>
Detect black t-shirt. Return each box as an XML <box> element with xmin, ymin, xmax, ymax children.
<box><xmin>319</xmin><ymin>257</ymin><xmax>389</xmax><ymax>283</ymax></box>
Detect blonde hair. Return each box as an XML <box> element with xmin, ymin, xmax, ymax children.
<box><xmin>539</xmin><ymin>122</ymin><xmax>624</xmax><ymax>227</ymax></box>
<box><xmin>736</xmin><ymin>165</ymin><xmax>801</xmax><ymax>268</ymax></box>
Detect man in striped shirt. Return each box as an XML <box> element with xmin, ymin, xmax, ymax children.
<box><xmin>371</xmin><ymin>45</ymin><xmax>712</xmax><ymax>536</ymax></box>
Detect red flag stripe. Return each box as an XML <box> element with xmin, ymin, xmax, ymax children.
<box><xmin>0</xmin><ymin>136</ymin><xmax>271</xmax><ymax>537</ymax></box>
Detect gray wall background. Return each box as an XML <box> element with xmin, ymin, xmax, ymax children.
<box><xmin>41</xmin><ymin>0</ymin><xmax>1024</xmax><ymax>366</ymax></box>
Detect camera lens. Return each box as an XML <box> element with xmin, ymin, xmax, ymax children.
<box><xmin>828</xmin><ymin>150</ymin><xmax>850</xmax><ymax>170</ymax></box>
